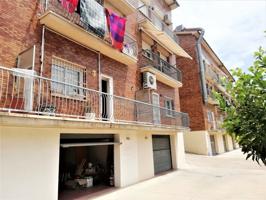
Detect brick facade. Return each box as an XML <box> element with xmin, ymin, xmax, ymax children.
<box><xmin>176</xmin><ymin>34</ymin><xmax>206</xmax><ymax>130</ymax></box>
<box><xmin>0</xmin><ymin>0</ymin><xmax>182</xmax><ymax>124</ymax></box>
<box><xmin>176</xmin><ymin>31</ymin><xmax>232</xmax><ymax>131</ymax></box>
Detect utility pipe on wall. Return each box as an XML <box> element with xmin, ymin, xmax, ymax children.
<box><xmin>98</xmin><ymin>53</ymin><xmax>101</xmax><ymax>92</ymax></box>
<box><xmin>40</xmin><ymin>26</ymin><xmax>45</xmax><ymax>77</ymax></box>
<box><xmin>195</xmin><ymin>28</ymin><xmax>208</xmax><ymax>104</ymax></box>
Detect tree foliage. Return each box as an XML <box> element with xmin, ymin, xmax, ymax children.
<box><xmin>216</xmin><ymin>47</ymin><xmax>266</xmax><ymax>165</ymax></box>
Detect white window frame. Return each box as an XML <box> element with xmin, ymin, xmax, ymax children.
<box><xmin>152</xmin><ymin>92</ymin><xmax>161</xmax><ymax>124</ymax></box>
<box><xmin>51</xmin><ymin>57</ymin><xmax>85</xmax><ymax>99</ymax></box>
<box><xmin>165</xmin><ymin>98</ymin><xmax>174</xmax><ymax>117</ymax></box>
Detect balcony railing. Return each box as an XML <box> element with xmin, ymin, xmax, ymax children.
<box><xmin>208</xmin><ymin>119</ymin><xmax>224</xmax><ymax>131</ymax></box>
<box><xmin>41</xmin><ymin>0</ymin><xmax>137</xmax><ymax>59</ymax></box>
<box><xmin>0</xmin><ymin>66</ymin><xmax>189</xmax><ymax>128</ymax></box>
<box><xmin>138</xmin><ymin>5</ymin><xmax>178</xmax><ymax>43</ymax></box>
<box><xmin>141</xmin><ymin>50</ymin><xmax>182</xmax><ymax>82</ymax></box>
<box><xmin>205</xmin><ymin>65</ymin><xmax>227</xmax><ymax>89</ymax></box>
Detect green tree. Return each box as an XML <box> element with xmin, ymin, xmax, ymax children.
<box><xmin>216</xmin><ymin>47</ymin><xmax>266</xmax><ymax>165</ymax></box>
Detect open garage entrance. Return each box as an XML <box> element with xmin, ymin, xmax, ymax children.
<box><xmin>152</xmin><ymin>135</ymin><xmax>172</xmax><ymax>174</ymax></box>
<box><xmin>58</xmin><ymin>134</ymin><xmax>117</xmax><ymax>200</ymax></box>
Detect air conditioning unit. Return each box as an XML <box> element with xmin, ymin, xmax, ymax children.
<box><xmin>143</xmin><ymin>50</ymin><xmax>153</xmax><ymax>60</ymax></box>
<box><xmin>143</xmin><ymin>72</ymin><xmax>157</xmax><ymax>90</ymax></box>
<box><xmin>164</xmin><ymin>14</ymin><xmax>172</xmax><ymax>25</ymax></box>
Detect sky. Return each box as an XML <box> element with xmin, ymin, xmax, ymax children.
<box><xmin>172</xmin><ymin>0</ymin><xmax>266</xmax><ymax>72</ymax></box>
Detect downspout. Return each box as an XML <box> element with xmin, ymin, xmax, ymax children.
<box><xmin>40</xmin><ymin>26</ymin><xmax>45</xmax><ymax>77</ymax></box>
<box><xmin>98</xmin><ymin>52</ymin><xmax>102</xmax><ymax>120</ymax></box>
<box><xmin>195</xmin><ymin>28</ymin><xmax>208</xmax><ymax>104</ymax></box>
<box><xmin>98</xmin><ymin>53</ymin><xmax>101</xmax><ymax>92</ymax></box>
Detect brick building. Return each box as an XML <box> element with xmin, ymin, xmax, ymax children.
<box><xmin>175</xmin><ymin>26</ymin><xmax>239</xmax><ymax>156</ymax></box>
<box><xmin>0</xmin><ymin>1</ymin><xmax>191</xmax><ymax>199</ymax></box>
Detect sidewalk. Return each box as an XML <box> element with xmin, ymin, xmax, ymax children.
<box><xmin>92</xmin><ymin>150</ymin><xmax>266</xmax><ymax>200</ymax></box>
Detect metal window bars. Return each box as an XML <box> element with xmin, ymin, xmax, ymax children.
<box><xmin>141</xmin><ymin>49</ymin><xmax>182</xmax><ymax>82</ymax></box>
<box><xmin>0</xmin><ymin>66</ymin><xmax>189</xmax><ymax>128</ymax></box>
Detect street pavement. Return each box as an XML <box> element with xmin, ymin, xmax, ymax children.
<box><xmin>93</xmin><ymin>149</ymin><xmax>266</xmax><ymax>200</ymax></box>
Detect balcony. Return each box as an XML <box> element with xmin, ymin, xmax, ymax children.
<box><xmin>208</xmin><ymin>120</ymin><xmax>224</xmax><ymax>132</ymax></box>
<box><xmin>206</xmin><ymin>89</ymin><xmax>219</xmax><ymax>105</ymax></box>
<box><xmin>107</xmin><ymin>0</ymin><xmax>136</xmax><ymax>15</ymax></box>
<box><xmin>205</xmin><ymin>65</ymin><xmax>228</xmax><ymax>95</ymax></box>
<box><xmin>0</xmin><ymin>66</ymin><xmax>189</xmax><ymax>128</ymax></box>
<box><xmin>140</xmin><ymin>50</ymin><xmax>182</xmax><ymax>88</ymax></box>
<box><xmin>138</xmin><ymin>5</ymin><xmax>191</xmax><ymax>59</ymax></box>
<box><xmin>39</xmin><ymin>0</ymin><xmax>137</xmax><ymax>65</ymax></box>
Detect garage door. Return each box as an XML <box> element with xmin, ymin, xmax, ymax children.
<box><xmin>152</xmin><ymin>135</ymin><xmax>172</xmax><ymax>174</ymax></box>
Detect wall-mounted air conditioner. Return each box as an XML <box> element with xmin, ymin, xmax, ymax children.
<box><xmin>164</xmin><ymin>14</ymin><xmax>172</xmax><ymax>25</ymax></box>
<box><xmin>143</xmin><ymin>72</ymin><xmax>157</xmax><ymax>90</ymax></box>
<box><xmin>143</xmin><ymin>50</ymin><xmax>153</xmax><ymax>60</ymax></box>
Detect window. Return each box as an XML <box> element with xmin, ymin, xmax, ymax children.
<box><xmin>207</xmin><ymin>110</ymin><xmax>213</xmax><ymax>122</ymax></box>
<box><xmin>165</xmin><ymin>98</ymin><xmax>174</xmax><ymax>116</ymax></box>
<box><xmin>51</xmin><ymin>57</ymin><xmax>85</xmax><ymax>98</ymax></box>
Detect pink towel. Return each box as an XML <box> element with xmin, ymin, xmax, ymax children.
<box><xmin>61</xmin><ymin>0</ymin><xmax>79</xmax><ymax>13</ymax></box>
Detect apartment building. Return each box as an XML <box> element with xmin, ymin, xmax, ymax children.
<box><xmin>0</xmin><ymin>1</ymin><xmax>190</xmax><ymax>199</ymax></box>
<box><xmin>174</xmin><ymin>26</ymin><xmax>238</xmax><ymax>156</ymax></box>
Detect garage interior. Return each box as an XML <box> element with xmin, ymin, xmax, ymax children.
<box><xmin>58</xmin><ymin>134</ymin><xmax>116</xmax><ymax>200</ymax></box>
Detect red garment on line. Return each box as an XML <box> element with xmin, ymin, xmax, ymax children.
<box><xmin>61</xmin><ymin>0</ymin><xmax>79</xmax><ymax>13</ymax></box>
<box><xmin>105</xmin><ymin>8</ymin><xmax>127</xmax><ymax>51</ymax></box>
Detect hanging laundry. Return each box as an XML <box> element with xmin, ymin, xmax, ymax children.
<box><xmin>80</xmin><ymin>0</ymin><xmax>106</xmax><ymax>38</ymax></box>
<box><xmin>105</xmin><ymin>9</ymin><xmax>127</xmax><ymax>51</ymax></box>
<box><xmin>60</xmin><ymin>0</ymin><xmax>79</xmax><ymax>14</ymax></box>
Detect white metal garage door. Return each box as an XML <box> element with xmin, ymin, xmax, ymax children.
<box><xmin>152</xmin><ymin>135</ymin><xmax>172</xmax><ymax>174</ymax></box>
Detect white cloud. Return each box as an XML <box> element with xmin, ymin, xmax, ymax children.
<box><xmin>172</xmin><ymin>0</ymin><xmax>266</xmax><ymax>72</ymax></box>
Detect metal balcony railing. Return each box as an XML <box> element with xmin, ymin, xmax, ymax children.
<box><xmin>205</xmin><ymin>65</ymin><xmax>227</xmax><ymax>88</ymax></box>
<box><xmin>141</xmin><ymin>50</ymin><xmax>182</xmax><ymax>82</ymax></box>
<box><xmin>138</xmin><ymin>5</ymin><xmax>178</xmax><ymax>43</ymax></box>
<box><xmin>208</xmin><ymin>119</ymin><xmax>224</xmax><ymax>131</ymax></box>
<box><xmin>0</xmin><ymin>66</ymin><xmax>189</xmax><ymax>128</ymax></box>
<box><xmin>41</xmin><ymin>0</ymin><xmax>137</xmax><ymax>59</ymax></box>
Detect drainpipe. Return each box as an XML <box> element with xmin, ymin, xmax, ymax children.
<box><xmin>40</xmin><ymin>26</ymin><xmax>45</xmax><ymax>77</ymax></box>
<box><xmin>195</xmin><ymin>28</ymin><xmax>208</xmax><ymax>104</ymax></box>
<box><xmin>45</xmin><ymin>0</ymin><xmax>48</xmax><ymax>10</ymax></box>
<box><xmin>98</xmin><ymin>53</ymin><xmax>101</xmax><ymax>92</ymax></box>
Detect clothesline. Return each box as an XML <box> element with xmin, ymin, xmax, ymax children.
<box><xmin>59</xmin><ymin>0</ymin><xmax>127</xmax><ymax>51</ymax></box>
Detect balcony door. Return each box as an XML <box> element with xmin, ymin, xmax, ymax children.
<box><xmin>152</xmin><ymin>93</ymin><xmax>161</xmax><ymax>124</ymax></box>
<box><xmin>100</xmin><ymin>75</ymin><xmax>113</xmax><ymax>121</ymax></box>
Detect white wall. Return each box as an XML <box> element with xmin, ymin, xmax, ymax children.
<box><xmin>215</xmin><ymin>134</ymin><xmax>225</xmax><ymax>154</ymax></box>
<box><xmin>115</xmin><ymin>133</ymin><xmax>139</xmax><ymax>187</ymax></box>
<box><xmin>171</xmin><ymin>132</ymin><xmax>186</xmax><ymax>169</ymax></box>
<box><xmin>183</xmin><ymin>131</ymin><xmax>209</xmax><ymax>155</ymax></box>
<box><xmin>137</xmin><ymin>133</ymin><xmax>154</xmax><ymax>181</ymax></box>
<box><xmin>226</xmin><ymin>135</ymin><xmax>234</xmax><ymax>151</ymax></box>
<box><xmin>114</xmin><ymin>132</ymin><xmax>155</xmax><ymax>187</ymax></box>
<box><xmin>0</xmin><ymin>127</ymin><xmax>60</xmax><ymax>200</ymax></box>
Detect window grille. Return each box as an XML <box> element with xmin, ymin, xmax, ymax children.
<box><xmin>51</xmin><ymin>57</ymin><xmax>86</xmax><ymax>98</ymax></box>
